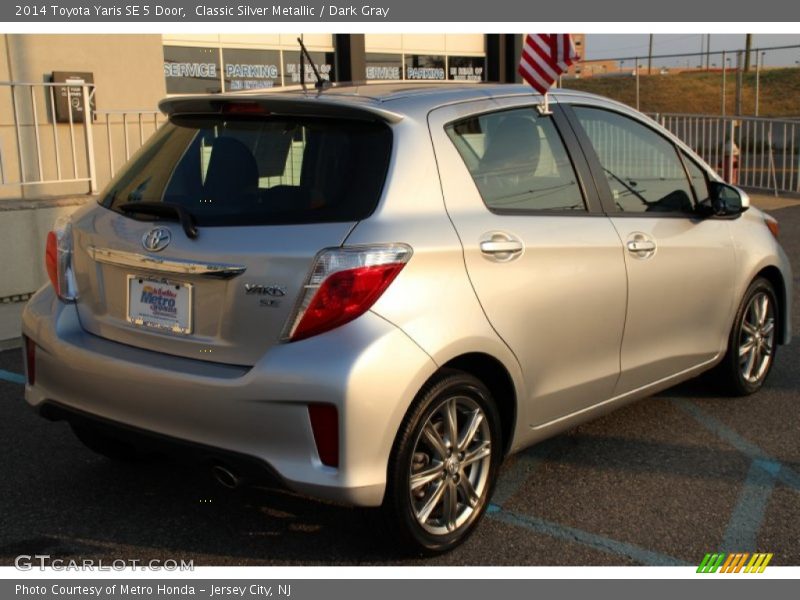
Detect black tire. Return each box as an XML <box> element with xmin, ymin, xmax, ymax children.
<box><xmin>382</xmin><ymin>369</ymin><xmax>503</xmax><ymax>556</ymax></box>
<box><xmin>70</xmin><ymin>422</ymin><xmax>156</xmax><ymax>462</ymax></box>
<box><xmin>713</xmin><ymin>277</ymin><xmax>779</xmax><ymax>396</ymax></box>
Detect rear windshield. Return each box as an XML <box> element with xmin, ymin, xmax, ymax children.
<box><xmin>101</xmin><ymin>115</ymin><xmax>392</xmax><ymax>226</ymax></box>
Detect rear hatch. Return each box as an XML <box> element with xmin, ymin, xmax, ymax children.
<box><xmin>71</xmin><ymin>101</ymin><xmax>393</xmax><ymax>365</ymax></box>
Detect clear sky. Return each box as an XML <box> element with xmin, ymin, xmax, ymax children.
<box><xmin>585</xmin><ymin>34</ymin><xmax>800</xmax><ymax>67</ymax></box>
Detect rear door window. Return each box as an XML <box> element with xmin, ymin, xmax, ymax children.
<box><xmin>102</xmin><ymin>116</ymin><xmax>392</xmax><ymax>226</ymax></box>
<box><xmin>445</xmin><ymin>107</ymin><xmax>586</xmax><ymax>212</ymax></box>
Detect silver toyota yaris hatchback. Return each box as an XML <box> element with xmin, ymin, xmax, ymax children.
<box><xmin>22</xmin><ymin>83</ymin><xmax>792</xmax><ymax>554</ymax></box>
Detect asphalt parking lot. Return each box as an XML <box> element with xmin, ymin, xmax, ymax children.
<box><xmin>1</xmin><ymin>200</ymin><xmax>798</xmax><ymax>567</ymax></box>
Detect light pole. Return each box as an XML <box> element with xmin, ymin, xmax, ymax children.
<box><xmin>722</xmin><ymin>52</ymin><xmax>728</xmax><ymax>116</ymax></box>
<box><xmin>755</xmin><ymin>51</ymin><xmax>765</xmax><ymax>117</ymax></box>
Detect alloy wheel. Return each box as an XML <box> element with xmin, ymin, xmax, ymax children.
<box><xmin>738</xmin><ymin>291</ymin><xmax>776</xmax><ymax>384</ymax></box>
<box><xmin>408</xmin><ymin>395</ymin><xmax>492</xmax><ymax>536</ymax></box>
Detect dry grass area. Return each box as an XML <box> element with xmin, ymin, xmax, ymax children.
<box><xmin>561</xmin><ymin>68</ymin><xmax>800</xmax><ymax>117</ymax></box>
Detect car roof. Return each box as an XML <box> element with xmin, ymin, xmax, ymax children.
<box><xmin>239</xmin><ymin>81</ymin><xmax>612</xmax><ymax>105</ymax></box>
<box><xmin>277</xmin><ymin>82</ymin><xmax>531</xmax><ymax>102</ymax></box>
<box><xmin>160</xmin><ymin>82</ymin><xmax>625</xmax><ymax>124</ymax></box>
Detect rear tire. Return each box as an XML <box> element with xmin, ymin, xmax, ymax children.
<box><xmin>382</xmin><ymin>370</ymin><xmax>502</xmax><ymax>556</ymax></box>
<box><xmin>70</xmin><ymin>423</ymin><xmax>156</xmax><ymax>462</ymax></box>
<box><xmin>713</xmin><ymin>277</ymin><xmax>778</xmax><ymax>396</ymax></box>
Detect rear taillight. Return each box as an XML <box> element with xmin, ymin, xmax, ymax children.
<box><xmin>45</xmin><ymin>216</ymin><xmax>78</xmax><ymax>301</ymax></box>
<box><xmin>308</xmin><ymin>403</ymin><xmax>339</xmax><ymax>467</ymax></box>
<box><xmin>24</xmin><ymin>336</ymin><xmax>36</xmax><ymax>386</ymax></box>
<box><xmin>284</xmin><ymin>244</ymin><xmax>412</xmax><ymax>342</ymax></box>
<box><xmin>764</xmin><ymin>213</ymin><xmax>780</xmax><ymax>240</ymax></box>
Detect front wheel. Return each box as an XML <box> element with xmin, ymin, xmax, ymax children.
<box><xmin>714</xmin><ymin>277</ymin><xmax>778</xmax><ymax>396</ymax></box>
<box><xmin>382</xmin><ymin>370</ymin><xmax>502</xmax><ymax>555</ymax></box>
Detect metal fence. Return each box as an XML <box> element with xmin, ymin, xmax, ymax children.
<box><xmin>0</xmin><ymin>81</ymin><xmax>166</xmax><ymax>195</ymax></box>
<box><xmin>573</xmin><ymin>43</ymin><xmax>800</xmax><ymax>119</ymax></box>
<box><xmin>95</xmin><ymin>110</ymin><xmax>167</xmax><ymax>179</ymax></box>
<box><xmin>0</xmin><ymin>81</ymin><xmax>97</xmax><ymax>191</ymax></box>
<box><xmin>651</xmin><ymin>113</ymin><xmax>800</xmax><ymax>195</ymax></box>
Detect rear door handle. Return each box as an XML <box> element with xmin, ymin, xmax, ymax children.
<box><xmin>480</xmin><ymin>241</ymin><xmax>524</xmax><ymax>253</ymax></box>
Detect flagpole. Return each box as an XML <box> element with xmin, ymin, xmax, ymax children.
<box><xmin>520</xmin><ymin>33</ymin><xmax>578</xmax><ymax>117</ymax></box>
<box><xmin>537</xmin><ymin>91</ymin><xmax>552</xmax><ymax>115</ymax></box>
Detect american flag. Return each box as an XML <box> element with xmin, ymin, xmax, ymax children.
<box><xmin>518</xmin><ymin>34</ymin><xmax>579</xmax><ymax>95</ymax></box>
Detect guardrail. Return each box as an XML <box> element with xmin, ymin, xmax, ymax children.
<box><xmin>651</xmin><ymin>112</ymin><xmax>800</xmax><ymax>195</ymax></box>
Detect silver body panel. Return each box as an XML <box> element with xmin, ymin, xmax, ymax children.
<box><xmin>24</xmin><ymin>286</ymin><xmax>437</xmax><ymax>506</ymax></box>
<box><xmin>70</xmin><ymin>202</ymin><xmax>355</xmax><ymax>366</ymax></box>
<box><xmin>23</xmin><ymin>84</ymin><xmax>793</xmax><ymax>506</ymax></box>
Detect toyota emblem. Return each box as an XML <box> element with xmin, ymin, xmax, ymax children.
<box><xmin>142</xmin><ymin>227</ymin><xmax>172</xmax><ymax>252</ymax></box>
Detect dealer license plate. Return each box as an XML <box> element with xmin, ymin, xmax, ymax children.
<box><xmin>127</xmin><ymin>276</ymin><xmax>193</xmax><ymax>335</ymax></box>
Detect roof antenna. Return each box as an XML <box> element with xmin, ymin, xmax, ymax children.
<box><xmin>298</xmin><ymin>35</ymin><xmax>307</xmax><ymax>95</ymax></box>
<box><xmin>297</xmin><ymin>36</ymin><xmax>331</xmax><ymax>94</ymax></box>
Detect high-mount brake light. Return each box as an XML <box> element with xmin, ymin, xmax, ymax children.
<box><xmin>222</xmin><ymin>102</ymin><xmax>270</xmax><ymax>115</ymax></box>
<box><xmin>284</xmin><ymin>244</ymin><xmax>413</xmax><ymax>342</ymax></box>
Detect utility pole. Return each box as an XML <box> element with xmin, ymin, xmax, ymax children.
<box><xmin>699</xmin><ymin>34</ymin><xmax>705</xmax><ymax>68</ymax></box>
<box><xmin>706</xmin><ymin>34</ymin><xmax>711</xmax><ymax>70</ymax></box>
<box><xmin>755</xmin><ymin>51</ymin><xmax>763</xmax><ymax>116</ymax></box>
<box><xmin>647</xmin><ymin>34</ymin><xmax>653</xmax><ymax>75</ymax></box>
<box><xmin>735</xmin><ymin>51</ymin><xmax>744</xmax><ymax>115</ymax></box>
<box><xmin>722</xmin><ymin>51</ymin><xmax>727</xmax><ymax>116</ymax></box>
<box><xmin>744</xmin><ymin>34</ymin><xmax>753</xmax><ymax>72</ymax></box>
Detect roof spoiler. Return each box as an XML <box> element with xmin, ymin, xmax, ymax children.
<box><xmin>159</xmin><ymin>95</ymin><xmax>404</xmax><ymax>124</ymax></box>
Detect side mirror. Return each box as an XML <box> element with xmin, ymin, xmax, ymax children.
<box><xmin>699</xmin><ymin>182</ymin><xmax>750</xmax><ymax>217</ymax></box>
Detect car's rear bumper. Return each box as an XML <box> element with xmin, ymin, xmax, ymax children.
<box><xmin>22</xmin><ymin>286</ymin><xmax>437</xmax><ymax>506</ymax></box>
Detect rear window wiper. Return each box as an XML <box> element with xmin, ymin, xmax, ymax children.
<box><xmin>119</xmin><ymin>202</ymin><xmax>199</xmax><ymax>240</ymax></box>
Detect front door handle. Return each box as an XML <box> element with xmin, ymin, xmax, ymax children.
<box><xmin>625</xmin><ymin>232</ymin><xmax>657</xmax><ymax>259</ymax></box>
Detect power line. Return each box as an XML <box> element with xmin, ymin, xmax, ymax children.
<box><xmin>592</xmin><ymin>34</ymin><xmax>700</xmax><ymax>55</ymax></box>
<box><xmin>585</xmin><ymin>43</ymin><xmax>800</xmax><ymax>64</ymax></box>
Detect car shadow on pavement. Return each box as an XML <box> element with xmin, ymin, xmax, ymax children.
<box><xmin>1</xmin><ymin>343</ymin><xmax>797</xmax><ymax>566</ymax></box>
